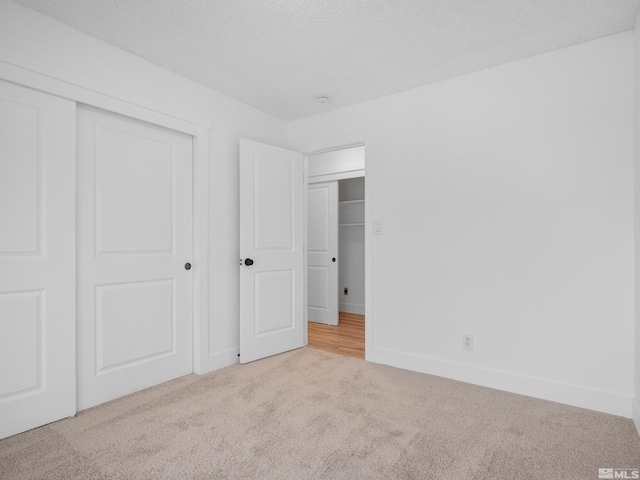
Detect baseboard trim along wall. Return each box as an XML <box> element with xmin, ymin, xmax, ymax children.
<box><xmin>339</xmin><ymin>302</ymin><xmax>365</xmax><ymax>315</ymax></box>
<box><xmin>369</xmin><ymin>346</ymin><xmax>632</xmax><ymax>418</ymax></box>
<box><xmin>208</xmin><ymin>347</ymin><xmax>240</xmax><ymax>372</ymax></box>
<box><xmin>632</xmin><ymin>398</ymin><xmax>640</xmax><ymax>436</ymax></box>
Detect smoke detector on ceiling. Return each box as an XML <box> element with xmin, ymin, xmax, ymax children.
<box><xmin>316</xmin><ymin>95</ymin><xmax>329</xmax><ymax>104</ymax></box>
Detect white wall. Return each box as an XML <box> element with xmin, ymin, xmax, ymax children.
<box><xmin>0</xmin><ymin>1</ymin><xmax>289</xmax><ymax>372</ymax></box>
<box><xmin>290</xmin><ymin>33</ymin><xmax>635</xmax><ymax>417</ymax></box>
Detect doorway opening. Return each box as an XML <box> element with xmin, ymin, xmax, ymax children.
<box><xmin>306</xmin><ymin>147</ymin><xmax>365</xmax><ymax>359</ymax></box>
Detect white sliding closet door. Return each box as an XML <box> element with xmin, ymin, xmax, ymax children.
<box><xmin>307</xmin><ymin>181</ymin><xmax>338</xmax><ymax>326</ymax></box>
<box><xmin>0</xmin><ymin>80</ymin><xmax>76</xmax><ymax>439</ymax></box>
<box><xmin>77</xmin><ymin>105</ymin><xmax>194</xmax><ymax>410</ymax></box>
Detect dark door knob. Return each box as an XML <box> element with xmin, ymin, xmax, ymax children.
<box><xmin>244</xmin><ymin>258</ymin><xmax>254</xmax><ymax>266</ymax></box>
<box><xmin>332</xmin><ymin>257</ymin><xmax>336</xmax><ymax>262</ymax></box>
<box><xmin>185</xmin><ymin>263</ymin><xmax>192</xmax><ymax>270</ymax></box>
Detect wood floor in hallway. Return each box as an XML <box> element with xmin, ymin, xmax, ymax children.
<box><xmin>307</xmin><ymin>312</ymin><xmax>365</xmax><ymax>359</ymax></box>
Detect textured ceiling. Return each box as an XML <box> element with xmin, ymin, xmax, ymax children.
<box><xmin>12</xmin><ymin>0</ymin><xmax>640</xmax><ymax>120</ymax></box>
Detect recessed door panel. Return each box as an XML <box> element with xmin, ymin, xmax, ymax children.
<box><xmin>96</xmin><ymin>125</ymin><xmax>174</xmax><ymax>255</ymax></box>
<box><xmin>96</xmin><ymin>280</ymin><xmax>174</xmax><ymax>372</ymax></box>
<box><xmin>0</xmin><ymin>97</ymin><xmax>40</xmax><ymax>254</ymax></box>
<box><xmin>0</xmin><ymin>80</ymin><xmax>76</xmax><ymax>440</ymax></box>
<box><xmin>308</xmin><ymin>187</ymin><xmax>329</xmax><ymax>252</ymax></box>
<box><xmin>308</xmin><ymin>266</ymin><xmax>329</xmax><ymax>310</ymax></box>
<box><xmin>77</xmin><ymin>105</ymin><xmax>193</xmax><ymax>411</ymax></box>
<box><xmin>255</xmin><ymin>270</ymin><xmax>294</xmax><ymax>335</ymax></box>
<box><xmin>255</xmin><ymin>157</ymin><xmax>294</xmax><ymax>251</ymax></box>
<box><xmin>0</xmin><ymin>291</ymin><xmax>41</xmax><ymax>397</ymax></box>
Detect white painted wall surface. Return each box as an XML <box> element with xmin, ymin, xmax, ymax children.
<box><xmin>0</xmin><ymin>1</ymin><xmax>288</xmax><ymax>373</ymax></box>
<box><xmin>290</xmin><ymin>33</ymin><xmax>635</xmax><ymax>417</ymax></box>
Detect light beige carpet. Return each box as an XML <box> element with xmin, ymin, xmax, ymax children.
<box><xmin>1</xmin><ymin>347</ymin><xmax>639</xmax><ymax>479</ymax></box>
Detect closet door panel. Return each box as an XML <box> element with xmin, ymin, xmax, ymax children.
<box><xmin>0</xmin><ymin>80</ymin><xmax>76</xmax><ymax>440</ymax></box>
<box><xmin>307</xmin><ymin>181</ymin><xmax>338</xmax><ymax>326</ymax></box>
<box><xmin>76</xmin><ymin>105</ymin><xmax>193</xmax><ymax>411</ymax></box>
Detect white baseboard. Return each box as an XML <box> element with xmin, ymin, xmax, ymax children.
<box><xmin>339</xmin><ymin>302</ymin><xmax>365</xmax><ymax>315</ymax></box>
<box><xmin>633</xmin><ymin>397</ymin><xmax>640</xmax><ymax>437</ymax></box>
<box><xmin>207</xmin><ymin>347</ymin><xmax>239</xmax><ymax>373</ymax></box>
<box><xmin>369</xmin><ymin>346</ymin><xmax>632</xmax><ymax>418</ymax></box>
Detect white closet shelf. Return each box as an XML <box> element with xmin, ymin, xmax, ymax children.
<box><xmin>339</xmin><ymin>199</ymin><xmax>364</xmax><ymax>226</ymax></box>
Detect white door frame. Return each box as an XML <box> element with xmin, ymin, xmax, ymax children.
<box><xmin>302</xmin><ymin>134</ymin><xmax>374</xmax><ymax>359</ymax></box>
<box><xmin>0</xmin><ymin>49</ymin><xmax>211</xmax><ymax>374</ymax></box>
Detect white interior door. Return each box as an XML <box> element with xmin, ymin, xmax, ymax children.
<box><xmin>239</xmin><ymin>139</ymin><xmax>304</xmax><ymax>364</ymax></box>
<box><xmin>307</xmin><ymin>181</ymin><xmax>338</xmax><ymax>326</ymax></box>
<box><xmin>77</xmin><ymin>105</ymin><xmax>193</xmax><ymax>410</ymax></box>
<box><xmin>0</xmin><ymin>80</ymin><xmax>76</xmax><ymax>439</ymax></box>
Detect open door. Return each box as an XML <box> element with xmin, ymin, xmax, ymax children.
<box><xmin>307</xmin><ymin>181</ymin><xmax>338</xmax><ymax>326</ymax></box>
<box><xmin>239</xmin><ymin>139</ymin><xmax>304</xmax><ymax>364</ymax></box>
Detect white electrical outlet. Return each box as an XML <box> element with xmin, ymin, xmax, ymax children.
<box><xmin>462</xmin><ymin>334</ymin><xmax>474</xmax><ymax>351</ymax></box>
